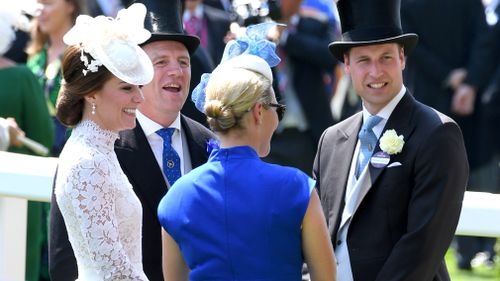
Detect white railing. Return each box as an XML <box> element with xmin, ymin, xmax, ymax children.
<box><xmin>0</xmin><ymin>152</ymin><xmax>57</xmax><ymax>281</ymax></box>
<box><xmin>1</xmin><ymin>151</ymin><xmax>500</xmax><ymax>280</ymax></box>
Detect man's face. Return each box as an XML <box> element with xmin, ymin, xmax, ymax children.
<box><xmin>185</xmin><ymin>0</ymin><xmax>202</xmax><ymax>11</ymax></box>
<box><xmin>139</xmin><ymin>40</ymin><xmax>191</xmax><ymax>121</ymax></box>
<box><xmin>344</xmin><ymin>43</ymin><xmax>405</xmax><ymax>114</ymax></box>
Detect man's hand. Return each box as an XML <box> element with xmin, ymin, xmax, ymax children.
<box><xmin>452</xmin><ymin>84</ymin><xmax>476</xmax><ymax>115</ymax></box>
<box><xmin>446</xmin><ymin>68</ymin><xmax>467</xmax><ymax>90</ymax></box>
<box><xmin>6</xmin><ymin>118</ymin><xmax>24</xmax><ymax>147</ymax></box>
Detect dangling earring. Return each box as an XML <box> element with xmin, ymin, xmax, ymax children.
<box><xmin>91</xmin><ymin>102</ymin><xmax>96</xmax><ymax>115</ymax></box>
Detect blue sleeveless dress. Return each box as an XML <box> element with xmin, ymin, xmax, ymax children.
<box><xmin>158</xmin><ymin>145</ymin><xmax>314</xmax><ymax>281</ymax></box>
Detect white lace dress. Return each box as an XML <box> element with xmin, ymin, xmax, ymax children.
<box><xmin>55</xmin><ymin>120</ymin><xmax>148</xmax><ymax>281</ymax></box>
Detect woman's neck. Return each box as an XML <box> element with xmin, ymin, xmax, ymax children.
<box><xmin>47</xmin><ymin>27</ymin><xmax>70</xmax><ymax>62</ymax></box>
<box><xmin>219</xmin><ymin>130</ymin><xmax>260</xmax><ymax>154</ymax></box>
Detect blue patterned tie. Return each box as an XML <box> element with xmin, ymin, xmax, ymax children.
<box><xmin>156</xmin><ymin>128</ymin><xmax>181</xmax><ymax>185</ymax></box>
<box><xmin>356</xmin><ymin>115</ymin><xmax>383</xmax><ymax>177</ymax></box>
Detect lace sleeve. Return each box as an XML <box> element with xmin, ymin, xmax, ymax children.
<box><xmin>0</xmin><ymin>118</ymin><xmax>10</xmax><ymax>151</ymax></box>
<box><xmin>69</xmin><ymin>155</ymin><xmax>148</xmax><ymax>280</ymax></box>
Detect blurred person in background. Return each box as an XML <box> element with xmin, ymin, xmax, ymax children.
<box><xmin>25</xmin><ymin>1</ymin><xmax>86</xmax><ymax>279</ymax></box>
<box><xmin>181</xmin><ymin>0</ymin><xmax>229</xmax><ymax>127</ymax></box>
<box><xmin>0</xmin><ymin>117</ymin><xmax>25</xmax><ymax>151</ymax></box>
<box><xmin>0</xmin><ymin>1</ymin><xmax>54</xmax><ymax>280</ymax></box>
<box><xmin>266</xmin><ymin>0</ymin><xmax>338</xmax><ymax>175</ymax></box>
<box><xmin>86</xmin><ymin>0</ymin><xmax>124</xmax><ymax>17</ymax></box>
<box><xmin>26</xmin><ymin>0</ymin><xmax>87</xmax><ymax>156</ymax></box>
<box><xmin>183</xmin><ymin>0</ymin><xmax>230</xmax><ymax>65</ymax></box>
<box><xmin>460</xmin><ymin>0</ymin><xmax>500</xmax><ymax>270</ymax></box>
<box><xmin>401</xmin><ymin>0</ymin><xmax>499</xmax><ymax>271</ymax></box>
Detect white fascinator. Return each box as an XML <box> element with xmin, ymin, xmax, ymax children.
<box><xmin>0</xmin><ymin>0</ymin><xmax>39</xmax><ymax>55</ymax></box>
<box><xmin>63</xmin><ymin>3</ymin><xmax>154</xmax><ymax>85</ymax></box>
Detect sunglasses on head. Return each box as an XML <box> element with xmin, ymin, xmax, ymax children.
<box><xmin>267</xmin><ymin>103</ymin><xmax>286</xmax><ymax>121</ymax></box>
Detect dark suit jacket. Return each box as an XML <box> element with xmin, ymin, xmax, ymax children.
<box><xmin>401</xmin><ymin>0</ymin><xmax>494</xmax><ymax>170</ymax></box>
<box><xmin>182</xmin><ymin>47</ymin><xmax>214</xmax><ymax>127</ymax></box>
<box><xmin>203</xmin><ymin>5</ymin><xmax>231</xmax><ymax>65</ymax></box>
<box><xmin>283</xmin><ymin>16</ymin><xmax>337</xmax><ymax>144</ymax></box>
<box><xmin>401</xmin><ymin>0</ymin><xmax>492</xmax><ymax>111</ymax></box>
<box><xmin>49</xmin><ymin>115</ymin><xmax>215</xmax><ymax>281</ymax></box>
<box><xmin>313</xmin><ymin>93</ymin><xmax>468</xmax><ymax>281</ymax></box>
<box><xmin>480</xmin><ymin>11</ymin><xmax>500</xmax><ymax>155</ymax></box>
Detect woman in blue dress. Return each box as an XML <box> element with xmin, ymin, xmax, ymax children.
<box><xmin>157</xmin><ymin>53</ymin><xmax>336</xmax><ymax>281</ymax></box>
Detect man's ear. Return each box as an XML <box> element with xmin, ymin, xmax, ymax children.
<box><xmin>399</xmin><ymin>47</ymin><xmax>406</xmax><ymax>70</ymax></box>
<box><xmin>343</xmin><ymin>53</ymin><xmax>351</xmax><ymax>74</ymax></box>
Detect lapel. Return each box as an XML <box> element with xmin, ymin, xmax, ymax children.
<box><xmin>115</xmin><ymin>123</ymin><xmax>168</xmax><ymax>215</ymax></box>
<box><xmin>115</xmin><ymin>116</ymin><xmax>213</xmax><ymax>215</ymax></box>
<box><xmin>328</xmin><ymin>113</ymin><xmax>363</xmax><ymax>233</ymax></box>
<box><xmin>339</xmin><ymin>168</ymin><xmax>371</xmax><ymax>230</ymax></box>
<box><xmin>341</xmin><ymin>92</ymin><xmax>418</xmax><ymax>227</ymax></box>
<box><xmin>368</xmin><ymin>92</ymin><xmax>417</xmax><ymax>185</ymax></box>
<box><xmin>180</xmin><ymin>115</ymin><xmax>212</xmax><ymax>168</ymax></box>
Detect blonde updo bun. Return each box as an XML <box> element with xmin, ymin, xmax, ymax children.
<box><xmin>205</xmin><ymin>100</ymin><xmax>238</xmax><ymax>131</ymax></box>
<box><xmin>204</xmin><ymin>66</ymin><xmax>271</xmax><ymax>132</ymax></box>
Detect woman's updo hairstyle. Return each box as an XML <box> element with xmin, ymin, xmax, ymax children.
<box><xmin>204</xmin><ymin>55</ymin><xmax>273</xmax><ymax>132</ymax></box>
<box><xmin>56</xmin><ymin>44</ymin><xmax>113</xmax><ymax>127</ymax></box>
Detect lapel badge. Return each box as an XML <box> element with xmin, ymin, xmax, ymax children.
<box><xmin>370</xmin><ymin>151</ymin><xmax>390</xmax><ymax>168</ymax></box>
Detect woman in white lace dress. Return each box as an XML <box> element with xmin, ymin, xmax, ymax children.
<box><xmin>53</xmin><ymin>4</ymin><xmax>154</xmax><ymax>280</ymax></box>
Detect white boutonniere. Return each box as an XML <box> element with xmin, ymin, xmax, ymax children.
<box><xmin>379</xmin><ymin>129</ymin><xmax>404</xmax><ymax>155</ymax></box>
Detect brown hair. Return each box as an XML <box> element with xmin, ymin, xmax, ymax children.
<box><xmin>26</xmin><ymin>0</ymin><xmax>88</xmax><ymax>57</ymax></box>
<box><xmin>56</xmin><ymin>45</ymin><xmax>113</xmax><ymax>126</ymax></box>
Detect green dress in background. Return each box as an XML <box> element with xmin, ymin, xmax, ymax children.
<box><xmin>27</xmin><ymin>45</ymin><xmax>67</xmax><ymax>155</ymax></box>
<box><xmin>0</xmin><ymin>64</ymin><xmax>54</xmax><ymax>281</ymax></box>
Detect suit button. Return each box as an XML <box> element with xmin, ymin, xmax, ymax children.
<box><xmin>337</xmin><ymin>240</ymin><xmax>342</xmax><ymax>245</ymax></box>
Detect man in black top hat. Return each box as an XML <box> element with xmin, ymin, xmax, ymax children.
<box><xmin>313</xmin><ymin>0</ymin><xmax>468</xmax><ymax>280</ymax></box>
<box><xmin>48</xmin><ymin>0</ymin><xmax>215</xmax><ymax>280</ymax></box>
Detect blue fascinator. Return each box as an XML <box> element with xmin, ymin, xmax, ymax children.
<box><xmin>191</xmin><ymin>22</ymin><xmax>283</xmax><ymax>113</ymax></box>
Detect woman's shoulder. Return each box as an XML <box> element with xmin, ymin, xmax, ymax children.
<box><xmin>259</xmin><ymin>161</ymin><xmax>315</xmax><ymax>192</ymax></box>
<box><xmin>264</xmin><ymin>161</ymin><xmax>311</xmax><ymax>179</ymax></box>
<box><xmin>0</xmin><ymin>65</ymin><xmax>40</xmax><ymax>89</ymax></box>
<box><xmin>60</xmin><ymin>141</ymin><xmax>109</xmax><ymax>172</ymax></box>
<box><xmin>0</xmin><ymin>64</ymin><xmax>31</xmax><ymax>77</ymax></box>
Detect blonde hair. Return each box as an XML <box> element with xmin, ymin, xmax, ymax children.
<box><xmin>204</xmin><ymin>67</ymin><xmax>272</xmax><ymax>132</ymax></box>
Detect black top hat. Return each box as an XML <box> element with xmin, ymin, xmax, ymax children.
<box><xmin>133</xmin><ymin>0</ymin><xmax>200</xmax><ymax>54</ymax></box>
<box><xmin>329</xmin><ymin>0</ymin><xmax>418</xmax><ymax>62</ymax></box>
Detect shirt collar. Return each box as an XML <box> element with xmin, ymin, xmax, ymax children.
<box><xmin>136</xmin><ymin>110</ymin><xmax>182</xmax><ymax>137</ymax></box>
<box><xmin>362</xmin><ymin>85</ymin><xmax>406</xmax><ymax>123</ymax></box>
<box><xmin>183</xmin><ymin>5</ymin><xmax>204</xmax><ymax>21</ymax></box>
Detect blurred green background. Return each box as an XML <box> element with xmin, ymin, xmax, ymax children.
<box><xmin>447</xmin><ymin>244</ymin><xmax>500</xmax><ymax>281</ymax></box>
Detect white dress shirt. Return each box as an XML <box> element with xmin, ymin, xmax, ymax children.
<box><xmin>136</xmin><ymin>111</ymin><xmax>193</xmax><ymax>183</ymax></box>
<box><xmin>335</xmin><ymin>86</ymin><xmax>407</xmax><ymax>280</ymax></box>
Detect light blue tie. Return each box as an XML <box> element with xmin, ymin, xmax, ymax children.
<box><xmin>156</xmin><ymin>128</ymin><xmax>181</xmax><ymax>186</ymax></box>
<box><xmin>356</xmin><ymin>115</ymin><xmax>383</xmax><ymax>177</ymax></box>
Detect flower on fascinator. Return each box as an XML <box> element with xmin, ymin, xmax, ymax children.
<box><xmin>63</xmin><ymin>3</ymin><xmax>154</xmax><ymax>85</ymax></box>
<box><xmin>191</xmin><ymin>22</ymin><xmax>283</xmax><ymax>113</ymax></box>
